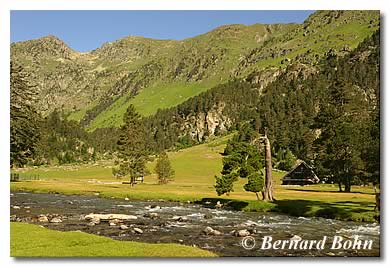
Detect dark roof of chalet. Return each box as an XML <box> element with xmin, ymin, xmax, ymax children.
<box><xmin>281</xmin><ymin>160</ymin><xmax>319</xmax><ymax>181</ymax></box>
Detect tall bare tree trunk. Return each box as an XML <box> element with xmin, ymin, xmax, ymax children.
<box><xmin>262</xmin><ymin>132</ymin><xmax>274</xmax><ymax>201</ymax></box>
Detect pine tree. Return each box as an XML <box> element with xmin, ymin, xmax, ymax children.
<box><xmin>10</xmin><ymin>62</ymin><xmax>41</xmax><ymax>168</ymax></box>
<box><xmin>314</xmin><ymin>80</ymin><xmax>368</xmax><ymax>192</ymax></box>
<box><xmin>215</xmin><ymin>124</ymin><xmax>264</xmax><ymax>199</ymax></box>
<box><xmin>155</xmin><ymin>152</ymin><xmax>175</xmax><ymax>184</ymax></box>
<box><xmin>116</xmin><ymin>105</ymin><xmax>149</xmax><ymax>186</ymax></box>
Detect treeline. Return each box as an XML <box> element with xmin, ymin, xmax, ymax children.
<box><xmin>27</xmin><ymin>111</ymin><xmax>120</xmax><ymax>165</ymax></box>
<box><xmin>34</xmin><ymin>111</ymin><xmax>121</xmax><ymax>165</ymax></box>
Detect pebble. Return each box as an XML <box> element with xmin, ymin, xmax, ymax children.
<box><xmin>145</xmin><ymin>212</ymin><xmax>160</xmax><ymax>219</ymax></box>
<box><xmin>203</xmin><ymin>226</ymin><xmax>223</xmax><ymax>236</ymax></box>
<box><xmin>91</xmin><ymin>217</ymin><xmax>100</xmax><ymax>225</ymax></box>
<box><xmin>204</xmin><ymin>214</ymin><xmax>213</xmax><ymax>219</ymax></box>
<box><xmin>290</xmin><ymin>235</ymin><xmax>302</xmax><ymax>241</ymax></box>
<box><xmin>50</xmin><ymin>217</ymin><xmax>62</xmax><ymax>223</ymax></box>
<box><xmin>133</xmin><ymin>227</ymin><xmax>143</xmax><ymax>234</ymax></box>
<box><xmin>120</xmin><ymin>225</ymin><xmax>129</xmax><ymax>230</ymax></box>
<box><xmin>235</xmin><ymin>229</ymin><xmax>250</xmax><ymax>237</ymax></box>
<box><xmin>38</xmin><ymin>215</ymin><xmax>49</xmax><ymax>223</ymax></box>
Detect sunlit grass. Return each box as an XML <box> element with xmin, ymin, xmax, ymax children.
<box><xmin>11</xmin><ymin>134</ymin><xmax>377</xmax><ymax>221</ymax></box>
<box><xmin>10</xmin><ymin>223</ymin><xmax>216</xmax><ymax>257</ymax></box>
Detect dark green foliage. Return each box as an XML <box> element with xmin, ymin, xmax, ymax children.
<box><xmin>34</xmin><ymin>110</ymin><xmax>97</xmax><ymax>165</ymax></box>
<box><xmin>10</xmin><ymin>62</ymin><xmax>41</xmax><ymax>168</ymax></box>
<box><xmin>215</xmin><ymin>124</ymin><xmax>264</xmax><ymax>198</ymax></box>
<box><xmin>116</xmin><ymin>105</ymin><xmax>149</xmax><ymax>186</ymax></box>
<box><xmin>244</xmin><ymin>173</ymin><xmax>264</xmax><ymax>200</ymax></box>
<box><xmin>312</xmin><ymin>34</ymin><xmax>379</xmax><ymax>191</ymax></box>
<box><xmin>274</xmin><ymin>148</ymin><xmax>298</xmax><ymax>171</ymax></box>
<box><xmin>155</xmin><ymin>152</ymin><xmax>175</xmax><ymax>184</ymax></box>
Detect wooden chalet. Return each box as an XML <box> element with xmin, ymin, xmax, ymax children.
<box><xmin>281</xmin><ymin>160</ymin><xmax>320</xmax><ymax>185</ymax></box>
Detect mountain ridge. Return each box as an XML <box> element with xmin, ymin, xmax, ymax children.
<box><xmin>11</xmin><ymin>10</ymin><xmax>380</xmax><ymax>130</ymax></box>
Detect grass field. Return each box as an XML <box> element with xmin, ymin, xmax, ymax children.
<box><xmin>10</xmin><ymin>223</ymin><xmax>216</xmax><ymax>257</ymax></box>
<box><xmin>11</xmin><ymin>134</ymin><xmax>378</xmax><ymax>222</ymax></box>
<box><xmin>87</xmin><ymin>80</ymin><xmax>218</xmax><ymax>131</ymax></box>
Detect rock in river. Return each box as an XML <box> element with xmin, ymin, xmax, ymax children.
<box><xmin>144</xmin><ymin>212</ymin><xmax>160</xmax><ymax>219</ymax></box>
<box><xmin>290</xmin><ymin>235</ymin><xmax>302</xmax><ymax>241</ymax></box>
<box><xmin>109</xmin><ymin>219</ymin><xmax>123</xmax><ymax>226</ymax></box>
<box><xmin>120</xmin><ymin>225</ymin><xmax>129</xmax><ymax>230</ymax></box>
<box><xmin>87</xmin><ymin>222</ymin><xmax>96</xmax><ymax>227</ymax></box>
<box><xmin>85</xmin><ymin>213</ymin><xmax>137</xmax><ymax>221</ymax></box>
<box><xmin>91</xmin><ymin>217</ymin><xmax>100</xmax><ymax>225</ymax></box>
<box><xmin>50</xmin><ymin>217</ymin><xmax>62</xmax><ymax>223</ymax></box>
<box><xmin>234</xmin><ymin>229</ymin><xmax>251</xmax><ymax>237</ymax></box>
<box><xmin>133</xmin><ymin>227</ymin><xmax>143</xmax><ymax>234</ymax></box>
<box><xmin>38</xmin><ymin>215</ymin><xmax>49</xmax><ymax>223</ymax></box>
<box><xmin>171</xmin><ymin>216</ymin><xmax>189</xmax><ymax>222</ymax></box>
<box><xmin>204</xmin><ymin>214</ymin><xmax>213</xmax><ymax>219</ymax></box>
<box><xmin>203</xmin><ymin>226</ymin><xmax>223</xmax><ymax>236</ymax></box>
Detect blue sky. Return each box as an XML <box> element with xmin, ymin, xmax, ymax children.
<box><xmin>11</xmin><ymin>10</ymin><xmax>314</xmax><ymax>52</ymax></box>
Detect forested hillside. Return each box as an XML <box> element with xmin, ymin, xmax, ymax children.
<box><xmin>11</xmin><ymin>11</ymin><xmax>380</xmax><ymax>188</ymax></box>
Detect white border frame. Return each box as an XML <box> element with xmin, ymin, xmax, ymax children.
<box><xmin>1</xmin><ymin>1</ymin><xmax>388</xmax><ymax>266</ymax></box>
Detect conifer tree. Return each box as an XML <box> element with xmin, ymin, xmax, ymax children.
<box><xmin>10</xmin><ymin>62</ymin><xmax>41</xmax><ymax>168</ymax></box>
<box><xmin>314</xmin><ymin>80</ymin><xmax>368</xmax><ymax>192</ymax></box>
<box><xmin>155</xmin><ymin>152</ymin><xmax>175</xmax><ymax>184</ymax></box>
<box><xmin>215</xmin><ymin>124</ymin><xmax>264</xmax><ymax>199</ymax></box>
<box><xmin>116</xmin><ymin>105</ymin><xmax>149</xmax><ymax>186</ymax></box>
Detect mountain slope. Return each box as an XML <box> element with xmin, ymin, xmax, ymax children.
<box><xmin>11</xmin><ymin>10</ymin><xmax>380</xmax><ymax>130</ymax></box>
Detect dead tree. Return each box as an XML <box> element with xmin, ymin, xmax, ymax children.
<box><xmin>253</xmin><ymin>129</ymin><xmax>275</xmax><ymax>202</ymax></box>
<box><xmin>262</xmin><ymin>131</ymin><xmax>274</xmax><ymax>201</ymax></box>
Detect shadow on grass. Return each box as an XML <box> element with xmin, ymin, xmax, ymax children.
<box><xmin>284</xmin><ymin>188</ymin><xmax>374</xmax><ymax>195</ymax></box>
<box><xmin>195</xmin><ymin>198</ymin><xmax>249</xmax><ymax>211</ymax></box>
<box><xmin>196</xmin><ymin>198</ymin><xmax>378</xmax><ymax>222</ymax></box>
<box><xmin>273</xmin><ymin>199</ymin><xmax>377</xmax><ymax>222</ymax></box>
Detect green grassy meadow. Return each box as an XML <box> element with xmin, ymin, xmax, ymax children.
<box><xmin>11</xmin><ymin>135</ymin><xmax>377</xmax><ymax>222</ymax></box>
<box><xmin>10</xmin><ymin>223</ymin><xmax>216</xmax><ymax>257</ymax></box>
<box><xmin>87</xmin><ymin>81</ymin><xmax>217</xmax><ymax>131</ymax></box>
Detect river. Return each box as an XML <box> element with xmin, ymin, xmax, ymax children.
<box><xmin>10</xmin><ymin>192</ymin><xmax>380</xmax><ymax>257</ymax></box>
